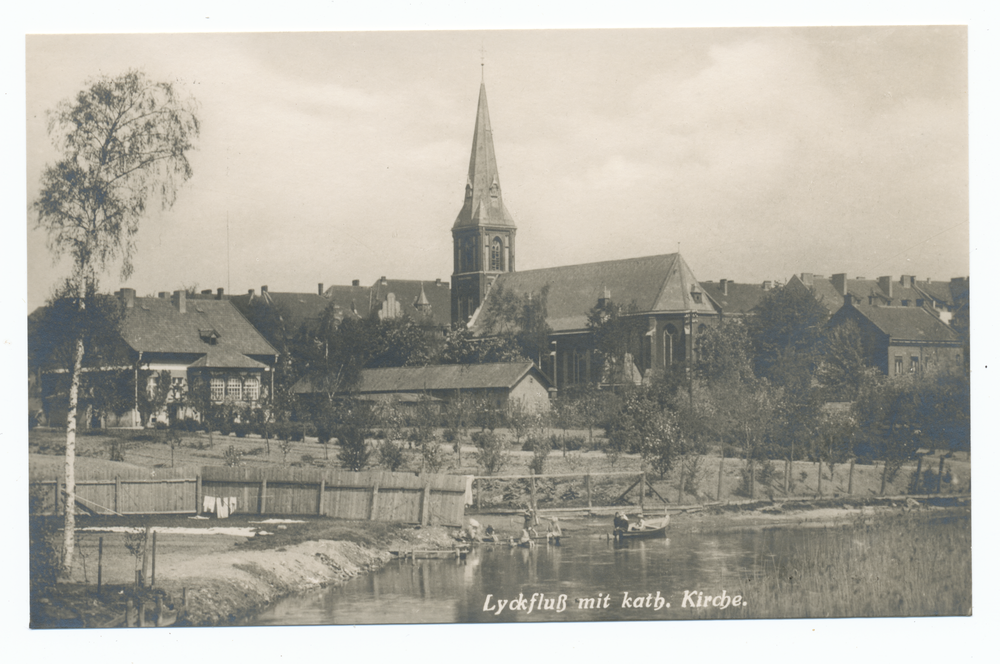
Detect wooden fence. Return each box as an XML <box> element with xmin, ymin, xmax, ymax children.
<box><xmin>29</xmin><ymin>466</ymin><xmax>468</xmax><ymax>526</ymax></box>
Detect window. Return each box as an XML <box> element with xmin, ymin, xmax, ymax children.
<box><xmin>910</xmin><ymin>356</ymin><xmax>919</xmax><ymax>373</ymax></box>
<box><xmin>228</xmin><ymin>377</ymin><xmax>242</xmax><ymax>400</ymax></box>
<box><xmin>664</xmin><ymin>324</ymin><xmax>678</xmax><ymax>366</ymax></box>
<box><xmin>490</xmin><ymin>236</ymin><xmax>503</xmax><ymax>271</ymax></box>
<box><xmin>245</xmin><ymin>377</ymin><xmax>260</xmax><ymax>401</ymax></box>
<box><xmin>210</xmin><ymin>378</ymin><xmax>225</xmax><ymax>401</ymax></box>
<box><xmin>894</xmin><ymin>356</ymin><xmax>903</xmax><ymax>375</ymax></box>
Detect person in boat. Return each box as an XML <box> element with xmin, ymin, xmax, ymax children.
<box><xmin>630</xmin><ymin>513</ymin><xmax>646</xmax><ymax>532</ymax></box>
<box><xmin>613</xmin><ymin>511</ymin><xmax>629</xmax><ymax>533</ymax></box>
<box><xmin>546</xmin><ymin>517</ymin><xmax>562</xmax><ymax>545</ymax></box>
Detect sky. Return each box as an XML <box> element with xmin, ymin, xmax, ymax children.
<box><xmin>23</xmin><ymin>26</ymin><xmax>970</xmax><ymax>313</ymax></box>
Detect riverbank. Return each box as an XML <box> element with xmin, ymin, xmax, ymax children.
<box><xmin>29</xmin><ymin>516</ymin><xmax>456</xmax><ymax>628</ymax></box>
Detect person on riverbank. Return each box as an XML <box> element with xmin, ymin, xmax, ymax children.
<box><xmin>546</xmin><ymin>517</ymin><xmax>562</xmax><ymax>545</ymax></box>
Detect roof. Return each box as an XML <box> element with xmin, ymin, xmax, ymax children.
<box><xmin>472</xmin><ymin>253</ymin><xmax>719</xmax><ymax>333</ymax></box>
<box><xmin>322</xmin><ymin>285</ymin><xmax>375</xmax><ymax>319</ymax></box>
<box><xmin>292</xmin><ymin>362</ymin><xmax>547</xmax><ymax>394</ymax></box>
<box><xmin>699</xmin><ymin>281</ymin><xmax>772</xmax><ymax>315</ymax></box>
<box><xmin>370</xmin><ymin>279</ymin><xmax>451</xmax><ymax>327</ymax></box>
<box><xmin>790</xmin><ymin>274</ymin><xmax>937</xmax><ymax>314</ymax></box>
<box><xmin>847</xmin><ymin>303</ymin><xmax>960</xmax><ymax>343</ymax></box>
<box><xmin>452</xmin><ymin>83</ymin><xmax>516</xmax><ymax>230</ymax></box>
<box><xmin>120</xmin><ymin>296</ymin><xmax>277</xmax><ymax>361</ymax></box>
<box><xmin>189</xmin><ymin>346</ymin><xmax>268</xmax><ymax>369</ymax></box>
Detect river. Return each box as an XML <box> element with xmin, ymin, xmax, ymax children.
<box><xmin>249</xmin><ymin>520</ymin><xmax>825</xmax><ymax>625</ymax></box>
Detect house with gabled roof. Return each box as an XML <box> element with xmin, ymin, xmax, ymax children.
<box><xmin>41</xmin><ymin>288</ymin><xmax>279</xmax><ymax>427</ymax></box>
<box><xmin>292</xmin><ymin>361</ymin><xmax>551</xmax><ymax>413</ymax></box>
<box><xmin>698</xmin><ymin>279</ymin><xmax>778</xmax><ymax>318</ymax></box>
<box><xmin>827</xmin><ymin>294</ymin><xmax>964</xmax><ymax>378</ymax></box>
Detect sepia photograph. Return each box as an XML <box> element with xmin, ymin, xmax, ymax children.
<box><xmin>16</xmin><ymin>11</ymin><xmax>986</xmax><ymax>653</ymax></box>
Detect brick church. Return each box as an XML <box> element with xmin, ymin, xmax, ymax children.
<box><xmin>450</xmin><ymin>82</ymin><xmax>723</xmax><ymax>390</ymax></box>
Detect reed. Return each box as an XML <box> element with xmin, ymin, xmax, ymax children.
<box><xmin>735</xmin><ymin>511</ymin><xmax>971</xmax><ymax>618</ymax></box>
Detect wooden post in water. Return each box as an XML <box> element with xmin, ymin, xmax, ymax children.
<box><xmin>369</xmin><ymin>483</ymin><xmax>380</xmax><ymax>520</ymax></box>
<box><xmin>97</xmin><ymin>536</ymin><xmax>103</xmax><ymax>593</ymax></box>
<box><xmin>151</xmin><ymin>531</ymin><xmax>157</xmax><ymax>587</ymax></box>
<box><xmin>717</xmin><ymin>454</ymin><xmax>725</xmax><ymax>501</ymax></box>
<box><xmin>259</xmin><ymin>478</ymin><xmax>267</xmax><ymax>514</ymax></box>
<box><xmin>155</xmin><ymin>597</ymin><xmax>163</xmax><ymax>626</ymax></box>
<box><xmin>913</xmin><ymin>457</ymin><xmax>923</xmax><ymax>493</ymax></box>
<box><xmin>195</xmin><ymin>474</ymin><xmax>202</xmax><ymax>515</ymax></box>
<box><xmin>639</xmin><ymin>472</ymin><xmax>646</xmax><ymax>513</ymax></box>
<box><xmin>126</xmin><ymin>599</ymin><xmax>135</xmax><ymax>627</ymax></box>
<box><xmin>141</xmin><ymin>525</ymin><xmax>152</xmax><ymax>587</ymax></box>
<box><xmin>318</xmin><ymin>479</ymin><xmax>326</xmax><ymax>516</ymax></box>
<box><xmin>848</xmin><ymin>458</ymin><xmax>855</xmax><ymax>495</ymax></box>
<box><xmin>586</xmin><ymin>474</ymin><xmax>592</xmax><ymax>512</ymax></box>
<box><xmin>114</xmin><ymin>476</ymin><xmax>121</xmax><ymax>514</ymax></box>
<box><xmin>937</xmin><ymin>456</ymin><xmax>946</xmax><ymax>493</ymax></box>
<box><xmin>138</xmin><ymin>598</ymin><xmax>146</xmax><ymax>627</ymax></box>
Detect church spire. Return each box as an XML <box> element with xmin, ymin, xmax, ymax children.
<box><xmin>453</xmin><ymin>82</ymin><xmax>516</xmax><ymax>230</ymax></box>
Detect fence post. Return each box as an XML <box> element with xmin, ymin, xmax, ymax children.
<box><xmin>138</xmin><ymin>598</ymin><xmax>146</xmax><ymax>627</ymax></box>
<box><xmin>913</xmin><ymin>457</ymin><xmax>923</xmax><ymax>493</ymax></box>
<box><xmin>676</xmin><ymin>460</ymin><xmax>683</xmax><ymax>505</ymax></box>
<box><xmin>817</xmin><ymin>461</ymin><xmax>822</xmax><ymax>496</ymax></box>
<box><xmin>717</xmin><ymin>454</ymin><xmax>725</xmax><ymax>501</ymax></box>
<box><xmin>97</xmin><ymin>536</ymin><xmax>103</xmax><ymax>593</ymax></box>
<box><xmin>529</xmin><ymin>470</ymin><xmax>537</xmax><ymax>514</ymax></box>
<box><xmin>318</xmin><ymin>479</ymin><xmax>326</xmax><ymax>516</ymax></box>
<box><xmin>586</xmin><ymin>474</ymin><xmax>592</xmax><ymax>512</ymax></box>
<box><xmin>126</xmin><ymin>599</ymin><xmax>135</xmax><ymax>627</ymax></box>
<box><xmin>784</xmin><ymin>458</ymin><xmax>790</xmax><ymax>495</ymax></box>
<box><xmin>259</xmin><ymin>478</ymin><xmax>267</xmax><ymax>514</ymax></box>
<box><xmin>880</xmin><ymin>461</ymin><xmax>888</xmax><ymax>496</ymax></box>
<box><xmin>639</xmin><ymin>472</ymin><xmax>646</xmax><ymax>513</ymax></box>
<box><xmin>421</xmin><ymin>482</ymin><xmax>432</xmax><ymax>526</ymax></box>
<box><xmin>115</xmin><ymin>475</ymin><xmax>121</xmax><ymax>514</ymax></box>
<box><xmin>370</xmin><ymin>483</ymin><xmax>380</xmax><ymax>520</ymax></box>
<box><xmin>195</xmin><ymin>474</ymin><xmax>202</xmax><ymax>515</ymax></box>
<box><xmin>475</xmin><ymin>478</ymin><xmax>480</xmax><ymax>510</ymax></box>
<box><xmin>54</xmin><ymin>480</ymin><xmax>60</xmax><ymax>515</ymax></box>
<box><xmin>937</xmin><ymin>456</ymin><xmax>945</xmax><ymax>493</ymax></box>
<box><xmin>848</xmin><ymin>458</ymin><xmax>855</xmax><ymax>495</ymax></box>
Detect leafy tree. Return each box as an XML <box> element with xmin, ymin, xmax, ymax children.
<box><xmin>336</xmin><ymin>399</ymin><xmax>375</xmax><ymax>471</ymax></box>
<box><xmin>816</xmin><ymin>320</ymin><xmax>875</xmax><ymax>400</ymax></box>
<box><xmin>473</xmin><ymin>431</ymin><xmax>512</xmax><ymax>476</ymax></box>
<box><xmin>477</xmin><ymin>283</ymin><xmax>554</xmax><ymax>365</ymax></box>
<box><xmin>32</xmin><ymin>69</ymin><xmax>199</xmax><ymax>569</ymax></box>
<box><xmin>746</xmin><ymin>284</ymin><xmax>829</xmax><ymax>387</ymax></box>
<box><xmin>586</xmin><ymin>299</ymin><xmax>644</xmax><ymax>385</ymax></box>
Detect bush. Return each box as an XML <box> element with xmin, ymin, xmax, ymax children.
<box><xmin>233</xmin><ymin>422</ymin><xmax>251</xmax><ymax>438</ymax></box>
<box><xmin>527</xmin><ymin>435</ymin><xmax>552</xmax><ymax>475</ymax></box>
<box><xmin>377</xmin><ymin>440</ymin><xmax>407</xmax><ymax>471</ymax></box>
<box><xmin>224</xmin><ymin>445</ymin><xmax>244</xmax><ymax>467</ymax></box>
<box><xmin>337</xmin><ymin>425</ymin><xmax>371</xmax><ymax>471</ymax></box>
<box><xmin>420</xmin><ymin>440</ymin><xmax>448</xmax><ymax>474</ymax></box>
<box><xmin>473</xmin><ymin>431</ymin><xmax>511</xmax><ymax>476</ymax></box>
<box><xmin>737</xmin><ymin>459</ymin><xmax>781</xmax><ymax>497</ymax></box>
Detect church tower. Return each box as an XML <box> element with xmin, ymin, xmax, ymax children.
<box><xmin>451</xmin><ymin>81</ymin><xmax>516</xmax><ymax>325</ymax></box>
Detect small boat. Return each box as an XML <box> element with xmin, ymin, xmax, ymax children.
<box><xmin>612</xmin><ymin>517</ymin><xmax>669</xmax><ymax>542</ymax></box>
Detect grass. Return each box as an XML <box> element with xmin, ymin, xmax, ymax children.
<box><xmin>734</xmin><ymin>511</ymin><xmax>972</xmax><ymax>618</ymax></box>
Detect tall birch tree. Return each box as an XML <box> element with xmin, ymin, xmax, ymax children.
<box><xmin>32</xmin><ymin>69</ymin><xmax>199</xmax><ymax>570</ymax></box>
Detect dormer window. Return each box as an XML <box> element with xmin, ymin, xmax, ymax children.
<box><xmin>199</xmin><ymin>328</ymin><xmax>221</xmax><ymax>344</ymax></box>
<box><xmin>690</xmin><ymin>289</ymin><xmax>703</xmax><ymax>304</ymax></box>
<box><xmin>465</xmin><ymin>183</ymin><xmax>473</xmax><ymax>199</ymax></box>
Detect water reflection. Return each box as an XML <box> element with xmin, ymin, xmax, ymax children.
<box><xmin>251</xmin><ymin>524</ymin><xmax>809</xmax><ymax>626</ymax></box>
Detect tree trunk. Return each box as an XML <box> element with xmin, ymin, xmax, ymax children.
<box><xmin>63</xmin><ymin>312</ymin><xmax>85</xmax><ymax>572</ymax></box>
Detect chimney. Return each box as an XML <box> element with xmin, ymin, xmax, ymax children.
<box><xmin>217</xmin><ymin>287</ymin><xmax>224</xmax><ymax>300</ymax></box>
<box><xmin>201</xmin><ymin>289</ymin><xmax>212</xmax><ymax>295</ymax></box>
<box><xmin>318</xmin><ymin>283</ymin><xmax>324</xmax><ymax>296</ymax></box>
<box><xmin>720</xmin><ymin>279</ymin><xmax>729</xmax><ymax>296</ymax></box>
<box><xmin>380</xmin><ymin>276</ymin><xmax>387</xmax><ymax>287</ymax></box>
<box><xmin>352</xmin><ymin>279</ymin><xmax>360</xmax><ymax>287</ymax></box>
<box><xmin>597</xmin><ymin>286</ymin><xmax>612</xmax><ymax>309</ymax></box>
<box><xmin>832</xmin><ymin>273</ymin><xmax>848</xmax><ymax>296</ymax></box>
<box><xmin>762</xmin><ymin>280</ymin><xmax>773</xmax><ymax>291</ymax></box>
<box><xmin>248</xmin><ymin>289</ymin><xmax>255</xmax><ymax>297</ymax></box>
<box><xmin>119</xmin><ymin>288</ymin><xmax>136</xmax><ymax>309</ymax></box>
<box><xmin>173</xmin><ymin>289</ymin><xmax>187</xmax><ymax>314</ymax></box>
<box><xmin>901</xmin><ymin>275</ymin><xmax>915</xmax><ymax>289</ymax></box>
<box><xmin>435</xmin><ymin>278</ymin><xmax>442</xmax><ymax>287</ymax></box>
<box><xmin>800</xmin><ymin>273</ymin><xmax>814</xmax><ymax>287</ymax></box>
<box><xmin>844</xmin><ymin>293</ymin><xmax>854</xmax><ymax>308</ymax></box>
<box><xmin>261</xmin><ymin>285</ymin><xmax>268</xmax><ymax>294</ymax></box>
<box><xmin>158</xmin><ymin>291</ymin><xmax>169</xmax><ymax>299</ymax></box>
<box><xmin>878</xmin><ymin>276</ymin><xmax>893</xmax><ymax>299</ymax></box>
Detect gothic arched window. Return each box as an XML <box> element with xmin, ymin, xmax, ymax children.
<box><xmin>490</xmin><ymin>236</ymin><xmax>504</xmax><ymax>271</ymax></box>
